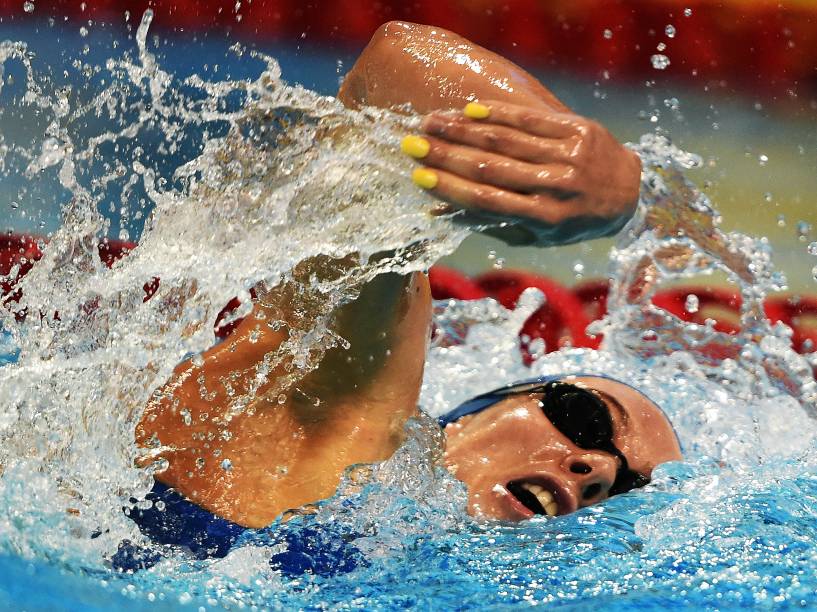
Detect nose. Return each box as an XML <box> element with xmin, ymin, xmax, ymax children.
<box><xmin>562</xmin><ymin>452</ymin><xmax>619</xmax><ymax>505</ymax></box>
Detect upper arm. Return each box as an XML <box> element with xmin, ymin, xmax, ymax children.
<box><xmin>338</xmin><ymin>21</ymin><xmax>569</xmax><ymax>114</ymax></box>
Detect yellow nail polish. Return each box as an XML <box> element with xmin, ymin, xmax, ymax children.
<box><xmin>412</xmin><ymin>167</ymin><xmax>438</xmax><ymax>190</ymax></box>
<box><xmin>401</xmin><ymin>135</ymin><xmax>431</xmax><ymax>159</ymax></box>
<box><xmin>463</xmin><ymin>102</ymin><xmax>490</xmax><ymax>119</ymax></box>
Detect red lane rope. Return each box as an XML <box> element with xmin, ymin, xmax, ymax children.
<box><xmin>2</xmin><ymin>235</ymin><xmax>816</xmax><ymax>368</ymax></box>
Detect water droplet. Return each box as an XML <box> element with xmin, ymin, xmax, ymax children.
<box><xmin>651</xmin><ymin>54</ymin><xmax>670</xmax><ymax>70</ymax></box>
<box><xmin>79</xmin><ymin>26</ymin><xmax>88</xmax><ymax>37</ymax></box>
<box><xmin>664</xmin><ymin>97</ymin><xmax>680</xmax><ymax>110</ymax></box>
<box><xmin>603</xmin><ymin>29</ymin><xmax>613</xmax><ymax>39</ymax></box>
<box><xmin>277</xmin><ymin>393</ymin><xmax>287</xmax><ymax>404</ymax></box>
<box><xmin>685</xmin><ymin>294</ymin><xmax>700</xmax><ymax>313</ymax></box>
<box><xmin>808</xmin><ymin>242</ymin><xmax>817</xmax><ymax>256</ymax></box>
<box><xmin>657</xmin><ymin>42</ymin><xmax>666</xmax><ymax>52</ymax></box>
<box><xmin>796</xmin><ymin>221</ymin><xmax>811</xmax><ymax>240</ymax></box>
<box><xmin>573</xmin><ymin>261</ymin><xmax>585</xmax><ymax>274</ymax></box>
<box><xmin>665</xmin><ymin>25</ymin><xmax>676</xmax><ymax>38</ymax></box>
<box><xmin>23</xmin><ymin>1</ymin><xmax>34</xmax><ymax>13</ymax></box>
<box><xmin>684</xmin><ymin>8</ymin><xmax>693</xmax><ymax>17</ymax></box>
<box><xmin>10</xmin><ymin>201</ymin><xmax>19</xmax><ymax>210</ymax></box>
<box><xmin>777</xmin><ymin>214</ymin><xmax>786</xmax><ymax>228</ymax></box>
<box><xmin>764</xmin><ymin>192</ymin><xmax>773</xmax><ymax>203</ymax></box>
<box><xmin>493</xmin><ymin>257</ymin><xmax>505</xmax><ymax>270</ymax></box>
<box><xmin>220</xmin><ymin>458</ymin><xmax>233</xmax><ymax>471</ymax></box>
<box><xmin>758</xmin><ymin>153</ymin><xmax>768</xmax><ymax>166</ymax></box>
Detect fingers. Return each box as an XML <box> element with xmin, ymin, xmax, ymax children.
<box><xmin>411</xmin><ymin>167</ymin><xmax>570</xmax><ymax>225</ymax></box>
<box><xmin>421</xmin><ymin>113</ymin><xmax>568</xmax><ymax>165</ymax></box>
<box><xmin>401</xmin><ymin>100</ymin><xmax>593</xmax><ymax>224</ymax></box>
<box><xmin>406</xmin><ymin>134</ymin><xmax>572</xmax><ymax>194</ymax></box>
<box><xmin>461</xmin><ymin>100</ymin><xmax>578</xmax><ymax>139</ymax></box>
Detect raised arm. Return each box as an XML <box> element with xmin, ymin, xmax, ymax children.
<box><xmin>338</xmin><ymin>21</ymin><xmax>569</xmax><ymax>113</ymax></box>
<box><xmin>341</xmin><ymin>21</ymin><xmax>642</xmax><ymax>246</ymax></box>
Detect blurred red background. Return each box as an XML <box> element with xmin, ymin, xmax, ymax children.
<box><xmin>2</xmin><ymin>0</ymin><xmax>814</xmax><ymax>103</ymax></box>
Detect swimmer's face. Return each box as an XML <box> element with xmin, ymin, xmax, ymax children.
<box><xmin>441</xmin><ymin>376</ymin><xmax>682</xmax><ymax>521</ymax></box>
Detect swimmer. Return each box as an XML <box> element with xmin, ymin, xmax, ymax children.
<box><xmin>133</xmin><ymin>22</ymin><xmax>681</xmax><ymax>539</ymax></box>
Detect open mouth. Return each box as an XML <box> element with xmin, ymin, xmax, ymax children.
<box><xmin>507</xmin><ymin>480</ymin><xmax>559</xmax><ymax>517</ymax></box>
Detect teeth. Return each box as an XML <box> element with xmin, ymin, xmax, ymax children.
<box><xmin>520</xmin><ymin>482</ymin><xmax>557</xmax><ymax>515</ymax></box>
<box><xmin>523</xmin><ymin>483</ymin><xmax>544</xmax><ymax>495</ymax></box>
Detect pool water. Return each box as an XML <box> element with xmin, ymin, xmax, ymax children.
<box><xmin>2</xmin><ymin>11</ymin><xmax>817</xmax><ymax>610</ymax></box>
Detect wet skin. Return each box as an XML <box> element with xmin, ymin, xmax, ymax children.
<box><xmin>442</xmin><ymin>376</ymin><xmax>682</xmax><ymax>521</ymax></box>
<box><xmin>341</xmin><ymin>21</ymin><xmax>642</xmax><ymax>246</ymax></box>
<box><xmin>137</xmin><ymin>22</ymin><xmax>655</xmax><ymax>527</ymax></box>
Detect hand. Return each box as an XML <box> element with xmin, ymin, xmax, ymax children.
<box><xmin>401</xmin><ymin>100</ymin><xmax>642</xmax><ymax>245</ymax></box>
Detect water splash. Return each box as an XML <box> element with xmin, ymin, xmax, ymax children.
<box><xmin>0</xmin><ymin>11</ymin><xmax>468</xmax><ymax>565</ymax></box>
<box><xmin>1</xmin><ymin>11</ymin><xmax>816</xmax><ymax>609</ymax></box>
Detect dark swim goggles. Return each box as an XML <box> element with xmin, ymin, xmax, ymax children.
<box><xmin>441</xmin><ymin>380</ymin><xmax>650</xmax><ymax>496</ymax></box>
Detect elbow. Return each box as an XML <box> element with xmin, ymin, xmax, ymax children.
<box><xmin>338</xmin><ymin>21</ymin><xmax>428</xmax><ymax>109</ymax></box>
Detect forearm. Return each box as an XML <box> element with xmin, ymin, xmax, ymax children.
<box><xmin>339</xmin><ymin>21</ymin><xmax>569</xmax><ymax>114</ymax></box>
<box><xmin>342</xmin><ymin>22</ymin><xmax>640</xmax><ymax>248</ymax></box>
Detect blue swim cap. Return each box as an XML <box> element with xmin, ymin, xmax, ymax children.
<box><xmin>437</xmin><ymin>373</ymin><xmax>659</xmax><ymax>427</ymax></box>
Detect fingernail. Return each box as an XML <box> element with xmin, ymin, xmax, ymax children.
<box><xmin>412</xmin><ymin>167</ymin><xmax>438</xmax><ymax>189</ymax></box>
<box><xmin>463</xmin><ymin>102</ymin><xmax>490</xmax><ymax>119</ymax></box>
<box><xmin>401</xmin><ymin>135</ymin><xmax>431</xmax><ymax>159</ymax></box>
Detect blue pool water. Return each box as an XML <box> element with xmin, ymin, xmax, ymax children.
<box><xmin>3</xmin><ymin>308</ymin><xmax>817</xmax><ymax>610</ymax></box>
<box><xmin>2</xmin><ymin>12</ymin><xmax>817</xmax><ymax>611</ymax></box>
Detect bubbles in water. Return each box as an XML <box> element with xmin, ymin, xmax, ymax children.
<box><xmin>22</xmin><ymin>0</ymin><xmax>34</xmax><ymax>12</ymax></box>
<box><xmin>603</xmin><ymin>29</ymin><xmax>613</xmax><ymax>39</ymax></box>
<box><xmin>797</xmin><ymin>221</ymin><xmax>812</xmax><ymax>241</ymax></box>
<box><xmin>665</xmin><ymin>25</ymin><xmax>676</xmax><ymax>38</ymax></box>
<box><xmin>758</xmin><ymin>153</ymin><xmax>769</xmax><ymax>166</ymax></box>
<box><xmin>684</xmin><ymin>7</ymin><xmax>693</xmax><ymax>16</ymax></box>
<box><xmin>808</xmin><ymin>241</ymin><xmax>817</xmax><ymax>256</ymax></box>
<box><xmin>651</xmin><ymin>54</ymin><xmax>671</xmax><ymax>70</ymax></box>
